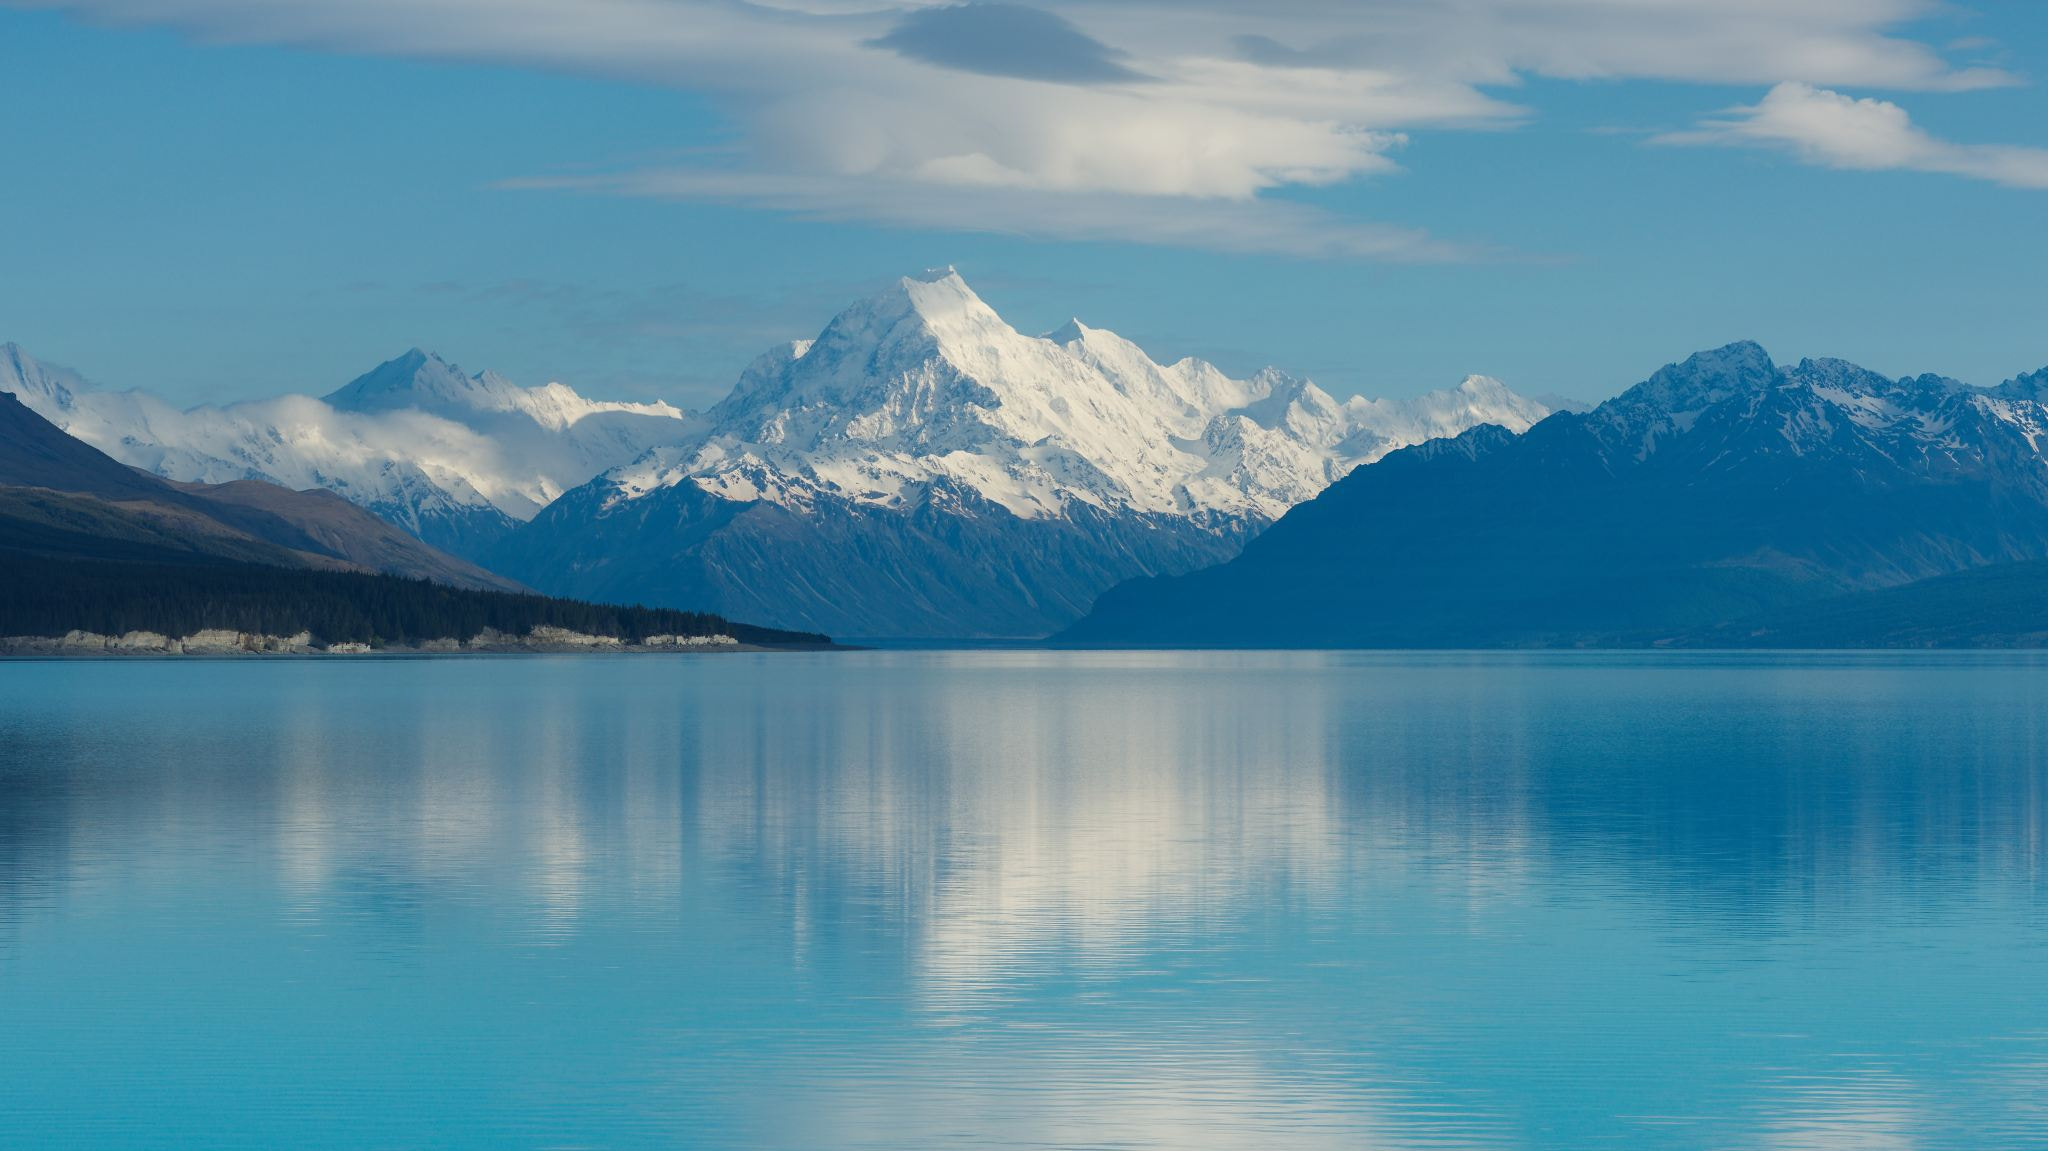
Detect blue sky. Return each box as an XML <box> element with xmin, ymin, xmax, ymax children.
<box><xmin>4</xmin><ymin>1</ymin><xmax>2046</xmax><ymax>408</ymax></box>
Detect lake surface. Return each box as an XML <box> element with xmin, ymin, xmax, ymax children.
<box><xmin>2</xmin><ymin>652</ymin><xmax>2045</xmax><ymax>1149</ymax></box>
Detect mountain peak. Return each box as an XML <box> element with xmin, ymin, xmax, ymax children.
<box><xmin>324</xmin><ymin>348</ymin><xmax>469</xmax><ymax>409</ymax></box>
<box><xmin>897</xmin><ymin>266</ymin><xmax>996</xmax><ymax>323</ymax></box>
<box><xmin>1999</xmin><ymin>365</ymin><xmax>2048</xmax><ymax>402</ymax></box>
<box><xmin>662</xmin><ymin>272</ymin><xmax>1559</xmax><ymax>528</ymax></box>
<box><xmin>370</xmin><ymin>347</ymin><xmax>449</xmax><ymax>378</ymax></box>
<box><xmin>1613</xmin><ymin>341</ymin><xmax>1780</xmax><ymax>415</ymax></box>
<box><xmin>1678</xmin><ymin>340</ymin><xmax>1775</xmax><ymax>377</ymax></box>
<box><xmin>321</xmin><ymin>347</ymin><xmax>585</xmax><ymax>422</ymax></box>
<box><xmin>797</xmin><ymin>269</ymin><xmax>1014</xmax><ymax>378</ymax></box>
<box><xmin>1047</xmin><ymin>317</ymin><xmax>1090</xmax><ymax>344</ymax></box>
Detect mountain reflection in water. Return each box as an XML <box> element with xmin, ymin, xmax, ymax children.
<box><xmin>1</xmin><ymin>652</ymin><xmax>2044</xmax><ymax>1149</ymax></box>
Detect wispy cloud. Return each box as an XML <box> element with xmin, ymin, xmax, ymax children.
<box><xmin>9</xmin><ymin>0</ymin><xmax>2026</xmax><ymax>256</ymax></box>
<box><xmin>1660</xmin><ymin>81</ymin><xmax>2048</xmax><ymax>190</ymax></box>
<box><xmin>504</xmin><ymin>168</ymin><xmax>1484</xmax><ymax>262</ymax></box>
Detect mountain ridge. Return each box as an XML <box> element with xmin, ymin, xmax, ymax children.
<box><xmin>601</xmin><ymin>269</ymin><xmax>1553</xmax><ymax>525</ymax></box>
<box><xmin>1060</xmin><ymin>341</ymin><xmax>2048</xmax><ymax>647</ymax></box>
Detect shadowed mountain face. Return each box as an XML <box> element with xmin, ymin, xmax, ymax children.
<box><xmin>1061</xmin><ymin>343</ymin><xmax>2048</xmax><ymax>647</ymax></box>
<box><xmin>0</xmin><ymin>390</ymin><xmax>521</xmax><ymax>590</ymax></box>
<box><xmin>495</xmin><ymin>475</ymin><xmax>1256</xmax><ymax>641</ymax></box>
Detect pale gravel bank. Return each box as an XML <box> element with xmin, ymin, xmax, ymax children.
<box><xmin>0</xmin><ymin>625</ymin><xmax>799</xmax><ymax>658</ymax></box>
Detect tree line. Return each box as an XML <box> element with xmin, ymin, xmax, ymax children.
<box><xmin>0</xmin><ymin>554</ymin><xmax>829</xmax><ymax>647</ymax></box>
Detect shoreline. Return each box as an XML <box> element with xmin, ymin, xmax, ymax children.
<box><xmin>0</xmin><ymin>626</ymin><xmax>846</xmax><ymax>658</ymax></box>
<box><xmin>0</xmin><ymin>645</ymin><xmax>840</xmax><ymax>659</ymax></box>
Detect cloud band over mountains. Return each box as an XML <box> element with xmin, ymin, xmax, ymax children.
<box><xmin>9</xmin><ymin>0</ymin><xmax>2037</xmax><ymax>256</ymax></box>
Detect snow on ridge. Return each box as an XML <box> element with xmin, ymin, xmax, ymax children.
<box><xmin>607</xmin><ymin>269</ymin><xmax>1556</xmax><ymax>523</ymax></box>
<box><xmin>1559</xmin><ymin>343</ymin><xmax>2048</xmax><ymax>475</ymax></box>
<box><xmin>3</xmin><ymin>271</ymin><xmax>1556</xmax><ymax>540</ymax></box>
<box><xmin>326</xmin><ymin>348</ymin><xmax>684</xmax><ymax>431</ymax></box>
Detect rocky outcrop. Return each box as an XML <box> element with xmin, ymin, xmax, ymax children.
<box><xmin>1</xmin><ymin>629</ymin><xmax>319</xmax><ymax>655</ymax></box>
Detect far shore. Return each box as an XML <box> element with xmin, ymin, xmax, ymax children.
<box><xmin>0</xmin><ymin>626</ymin><xmax>845</xmax><ymax>658</ymax></box>
<box><xmin>0</xmin><ymin>643</ymin><xmax>842</xmax><ymax>659</ymax></box>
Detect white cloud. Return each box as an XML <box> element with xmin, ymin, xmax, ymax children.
<box><xmin>1660</xmin><ymin>81</ymin><xmax>2048</xmax><ymax>190</ymax></box>
<box><xmin>742</xmin><ymin>77</ymin><xmax>1413</xmax><ymax>199</ymax></box>
<box><xmin>8</xmin><ymin>0</ymin><xmax>2028</xmax><ymax>254</ymax></box>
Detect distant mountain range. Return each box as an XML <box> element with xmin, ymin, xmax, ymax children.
<box><xmin>0</xmin><ymin>387</ymin><xmax>514</xmax><ymax>589</ymax></box>
<box><xmin>5</xmin><ymin>270</ymin><xmax>1553</xmax><ymax>637</ymax></box>
<box><xmin>31</xmin><ymin>278</ymin><xmax>2048</xmax><ymax>648</ymax></box>
<box><xmin>1060</xmin><ymin>342</ymin><xmax>2048</xmax><ymax>647</ymax></box>
<box><xmin>1</xmin><ymin>342</ymin><xmax>688</xmax><ymax>558</ymax></box>
<box><xmin>0</xmin><ymin>388</ymin><xmax>823</xmax><ymax>648</ymax></box>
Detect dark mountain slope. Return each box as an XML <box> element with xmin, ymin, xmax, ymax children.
<box><xmin>0</xmin><ymin>486</ymin><xmax>322</xmax><ymax>569</ymax></box>
<box><xmin>162</xmin><ymin>478</ymin><xmax>520</xmax><ymax>590</ymax></box>
<box><xmin>488</xmin><ymin>476</ymin><xmax>1250</xmax><ymax>639</ymax></box>
<box><xmin>1061</xmin><ymin>343</ymin><xmax>2048</xmax><ymax>647</ymax></box>
<box><xmin>0</xmin><ymin>388</ymin><xmax>173</xmax><ymax>499</ymax></box>
<box><xmin>1682</xmin><ymin>559</ymin><xmax>2048</xmax><ymax>648</ymax></box>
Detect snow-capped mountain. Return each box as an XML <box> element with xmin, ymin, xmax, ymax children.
<box><xmin>487</xmin><ymin>269</ymin><xmax>1554</xmax><ymax>637</ymax></box>
<box><xmin>0</xmin><ymin>343</ymin><xmax>691</xmax><ymax>558</ymax></box>
<box><xmin>4</xmin><ymin>270</ymin><xmax>1555</xmax><ymax>636</ymax></box>
<box><xmin>595</xmin><ymin>268</ymin><xmax>1549</xmax><ymax>524</ymax></box>
<box><xmin>1062</xmin><ymin>341</ymin><xmax>2048</xmax><ymax>647</ymax></box>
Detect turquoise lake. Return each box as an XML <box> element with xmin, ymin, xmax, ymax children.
<box><xmin>2</xmin><ymin>651</ymin><xmax>2045</xmax><ymax>1149</ymax></box>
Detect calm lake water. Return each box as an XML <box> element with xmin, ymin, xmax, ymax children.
<box><xmin>2</xmin><ymin>652</ymin><xmax>2045</xmax><ymax>1149</ymax></box>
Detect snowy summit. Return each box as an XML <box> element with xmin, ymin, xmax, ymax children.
<box><xmin>601</xmin><ymin>269</ymin><xmax>1553</xmax><ymax>523</ymax></box>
